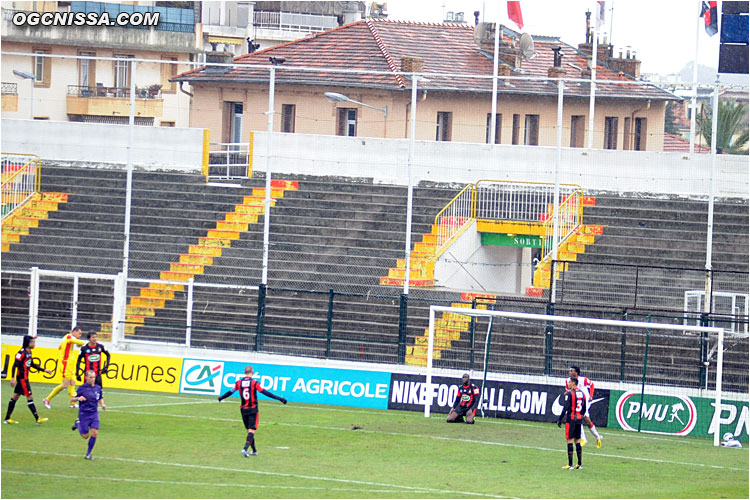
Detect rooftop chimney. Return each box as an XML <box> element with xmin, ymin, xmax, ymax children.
<box><xmin>205</xmin><ymin>51</ymin><xmax>234</xmax><ymax>73</ymax></box>
<box><xmin>401</xmin><ymin>55</ymin><xmax>424</xmax><ymax>73</ymax></box>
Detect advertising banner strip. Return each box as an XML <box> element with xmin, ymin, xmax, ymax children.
<box><xmin>608</xmin><ymin>390</ymin><xmax>749</xmax><ymax>442</ymax></box>
<box><xmin>180</xmin><ymin>358</ymin><xmax>391</xmax><ymax>409</ymax></box>
<box><xmin>387</xmin><ymin>373</ymin><xmax>610</xmax><ymax>427</ymax></box>
<box><xmin>2</xmin><ymin>344</ymin><xmax>182</xmax><ymax>394</ymax></box>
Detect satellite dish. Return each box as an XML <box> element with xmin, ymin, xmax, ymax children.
<box><xmin>519</xmin><ymin>33</ymin><xmax>537</xmax><ymax>60</ymax></box>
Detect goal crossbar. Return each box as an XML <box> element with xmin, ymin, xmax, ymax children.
<box><xmin>425</xmin><ymin>306</ymin><xmax>726</xmax><ymax>446</ymax></box>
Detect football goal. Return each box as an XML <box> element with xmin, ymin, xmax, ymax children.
<box><xmin>423</xmin><ymin>305</ymin><xmax>741</xmax><ymax>446</ymax></box>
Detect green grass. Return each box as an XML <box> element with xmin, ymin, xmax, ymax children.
<box><xmin>1</xmin><ymin>383</ymin><xmax>748</xmax><ymax>499</ymax></box>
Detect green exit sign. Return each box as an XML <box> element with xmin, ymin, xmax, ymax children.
<box><xmin>481</xmin><ymin>233</ymin><xmax>543</xmax><ymax>248</ymax></box>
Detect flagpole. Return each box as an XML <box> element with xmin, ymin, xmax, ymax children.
<box><xmin>489</xmin><ymin>2</ymin><xmax>500</xmax><ymax>146</ymax></box>
<box><xmin>587</xmin><ymin>2</ymin><xmax>599</xmax><ymax>150</ymax></box>
<box><xmin>690</xmin><ymin>0</ymin><xmax>701</xmax><ymax>154</ymax></box>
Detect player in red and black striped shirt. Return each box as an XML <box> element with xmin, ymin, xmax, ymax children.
<box><xmin>76</xmin><ymin>333</ymin><xmax>110</xmax><ymax>387</ymax></box>
<box><xmin>217</xmin><ymin>365</ymin><xmax>287</xmax><ymax>457</ymax></box>
<box><xmin>446</xmin><ymin>373</ymin><xmax>480</xmax><ymax>424</ymax></box>
<box><xmin>4</xmin><ymin>336</ymin><xmax>53</xmax><ymax>425</ymax></box>
<box><xmin>557</xmin><ymin>377</ymin><xmax>587</xmax><ymax>470</ymax></box>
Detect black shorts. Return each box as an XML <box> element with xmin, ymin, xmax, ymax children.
<box><xmin>454</xmin><ymin>405</ymin><xmax>475</xmax><ymax>417</ymax></box>
<box><xmin>241</xmin><ymin>409</ymin><xmax>259</xmax><ymax>430</ymax></box>
<box><xmin>13</xmin><ymin>379</ymin><xmax>31</xmax><ymax>397</ymax></box>
<box><xmin>565</xmin><ymin>420</ymin><xmax>583</xmax><ymax>440</ymax></box>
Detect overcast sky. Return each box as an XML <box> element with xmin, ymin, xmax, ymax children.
<box><xmin>384</xmin><ymin>0</ymin><xmax>723</xmax><ymax>76</ymax></box>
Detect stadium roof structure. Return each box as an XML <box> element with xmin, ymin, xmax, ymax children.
<box><xmin>173</xmin><ymin>19</ymin><xmax>676</xmax><ymax>101</ymax></box>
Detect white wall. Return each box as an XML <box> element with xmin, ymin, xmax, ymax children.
<box><xmin>255</xmin><ymin>132</ymin><xmax>749</xmax><ymax>199</ymax></box>
<box><xmin>434</xmin><ymin>222</ymin><xmax>526</xmax><ymax>293</ymax></box>
<box><xmin>1</xmin><ymin>119</ymin><xmax>203</xmax><ymax>170</ymax></box>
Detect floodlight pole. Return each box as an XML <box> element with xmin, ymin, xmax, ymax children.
<box><xmin>551</xmin><ymin>81</ymin><xmax>564</xmax><ymax>304</ymax></box>
<box><xmin>689</xmin><ymin>8</ymin><xmax>701</xmax><ymax>154</ymax></box>
<box><xmin>261</xmin><ymin>64</ymin><xmax>277</xmax><ymax>286</ymax></box>
<box><xmin>403</xmin><ymin>74</ymin><xmax>419</xmax><ymax>296</ymax></box>
<box><xmin>489</xmin><ymin>21</ymin><xmax>500</xmax><ymax>143</ymax></box>
<box><xmin>703</xmin><ymin>80</ymin><xmax>719</xmax><ymax>315</ymax></box>
<box><xmin>116</xmin><ymin>59</ymin><xmax>136</xmax><ymax>345</ymax></box>
<box><xmin>587</xmin><ymin>4</ymin><xmax>598</xmax><ymax>150</ymax></box>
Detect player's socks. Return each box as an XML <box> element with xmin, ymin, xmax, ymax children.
<box><xmin>245</xmin><ymin>433</ymin><xmax>257</xmax><ymax>453</ymax></box>
<box><xmin>5</xmin><ymin>398</ymin><xmax>17</xmax><ymax>420</ymax></box>
<box><xmin>87</xmin><ymin>436</ymin><xmax>97</xmax><ymax>455</ymax></box>
<box><xmin>589</xmin><ymin>423</ymin><xmax>602</xmax><ymax>440</ymax></box>
<box><xmin>575</xmin><ymin>442</ymin><xmax>582</xmax><ymax>467</ymax></box>
<box><xmin>67</xmin><ymin>384</ymin><xmax>77</xmax><ymax>399</ymax></box>
<box><xmin>567</xmin><ymin>443</ymin><xmax>573</xmax><ymax>467</ymax></box>
<box><xmin>47</xmin><ymin>385</ymin><xmax>64</xmax><ymax>401</ymax></box>
<box><xmin>27</xmin><ymin>402</ymin><xmax>39</xmax><ymax>421</ymax></box>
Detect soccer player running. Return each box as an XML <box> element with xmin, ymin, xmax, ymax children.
<box><xmin>76</xmin><ymin>332</ymin><xmax>110</xmax><ymax>387</ymax></box>
<box><xmin>71</xmin><ymin>369</ymin><xmax>106</xmax><ymax>460</ymax></box>
<box><xmin>446</xmin><ymin>373</ymin><xmax>480</xmax><ymax>424</ymax></box>
<box><xmin>568</xmin><ymin>366</ymin><xmax>603</xmax><ymax>448</ymax></box>
<box><xmin>557</xmin><ymin>376</ymin><xmax>587</xmax><ymax>470</ymax></box>
<box><xmin>44</xmin><ymin>325</ymin><xmax>86</xmax><ymax>409</ymax></box>
<box><xmin>217</xmin><ymin>365</ymin><xmax>287</xmax><ymax>457</ymax></box>
<box><xmin>4</xmin><ymin>335</ymin><xmax>53</xmax><ymax>425</ymax></box>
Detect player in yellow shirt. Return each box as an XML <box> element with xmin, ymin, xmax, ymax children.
<box><xmin>43</xmin><ymin>326</ymin><xmax>85</xmax><ymax>409</ymax></box>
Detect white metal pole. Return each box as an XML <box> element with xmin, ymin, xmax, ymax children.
<box><xmin>489</xmin><ymin>20</ymin><xmax>500</xmax><ymax>144</ymax></box>
<box><xmin>28</xmin><ymin>266</ymin><xmax>39</xmax><ymax>337</ymax></box>
<box><xmin>587</xmin><ymin>5</ymin><xmax>598</xmax><ymax>150</ymax></box>
<box><xmin>703</xmin><ymin>80</ymin><xmax>719</xmax><ymax>313</ymax></box>
<box><xmin>551</xmin><ymin>81</ymin><xmax>564</xmax><ymax>303</ymax></box>
<box><xmin>424</xmin><ymin>306</ymin><xmax>436</xmax><ymax>418</ymax></box>
<box><xmin>111</xmin><ymin>272</ymin><xmax>124</xmax><ymax>345</ymax></box>
<box><xmin>403</xmin><ymin>75</ymin><xmax>418</xmax><ymax>295</ymax></box>
<box><xmin>261</xmin><ymin>66</ymin><xmax>275</xmax><ymax>285</ymax></box>
<box><xmin>29</xmin><ymin>78</ymin><xmax>34</xmax><ymax>120</ymax></box>
<box><xmin>186</xmin><ymin>277</ymin><xmax>194</xmax><ymax>347</ymax></box>
<box><xmin>690</xmin><ymin>3</ymin><xmax>701</xmax><ymax>154</ymax></box>
<box><xmin>713</xmin><ymin>327</ymin><xmax>724</xmax><ymax>447</ymax></box>
<box><xmin>71</xmin><ymin>275</ymin><xmax>79</xmax><ymax>329</ymax></box>
<box><xmin>118</xmin><ymin>60</ymin><xmax>136</xmax><ymax>340</ymax></box>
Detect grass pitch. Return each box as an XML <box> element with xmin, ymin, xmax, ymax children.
<box><xmin>1</xmin><ymin>383</ymin><xmax>747</xmax><ymax>499</ymax></box>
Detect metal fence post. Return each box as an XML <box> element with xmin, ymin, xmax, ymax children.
<box><xmin>620</xmin><ymin>309</ymin><xmax>628</xmax><ymax>382</ymax></box>
<box><xmin>325</xmin><ymin>288</ymin><xmax>334</xmax><ymax>358</ymax></box>
<box><xmin>699</xmin><ymin>312</ymin><xmax>709</xmax><ymax>389</ymax></box>
<box><xmin>255</xmin><ymin>284</ymin><xmax>267</xmax><ymax>352</ymax></box>
<box><xmin>398</xmin><ymin>293</ymin><xmax>408</xmax><ymax>363</ymax></box>
<box><xmin>71</xmin><ymin>275</ymin><xmax>79</xmax><ymax>330</ymax></box>
<box><xmin>544</xmin><ymin>301</ymin><xmax>555</xmax><ymax>375</ymax></box>
<box><xmin>637</xmin><ymin>315</ymin><xmax>652</xmax><ymax>433</ymax></box>
<box><xmin>469</xmin><ymin>297</ymin><xmax>477</xmax><ymax>372</ymax></box>
<box><xmin>185</xmin><ymin>277</ymin><xmax>194</xmax><ymax>348</ymax></box>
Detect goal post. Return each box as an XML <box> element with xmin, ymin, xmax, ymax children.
<box><xmin>424</xmin><ymin>306</ymin><xmax>735</xmax><ymax>446</ymax></box>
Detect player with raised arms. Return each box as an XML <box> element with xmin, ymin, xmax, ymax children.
<box><xmin>44</xmin><ymin>325</ymin><xmax>86</xmax><ymax>409</ymax></box>
<box><xmin>218</xmin><ymin>365</ymin><xmax>287</xmax><ymax>457</ymax></box>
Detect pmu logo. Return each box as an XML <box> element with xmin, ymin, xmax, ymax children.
<box><xmin>179</xmin><ymin>360</ymin><xmax>224</xmax><ymax>395</ymax></box>
<box><xmin>615</xmin><ymin>392</ymin><xmax>697</xmax><ymax>436</ymax></box>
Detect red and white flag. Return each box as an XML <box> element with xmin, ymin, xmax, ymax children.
<box><xmin>507</xmin><ymin>1</ymin><xmax>524</xmax><ymax>30</ymax></box>
<box><xmin>596</xmin><ymin>1</ymin><xmax>606</xmax><ymax>29</ymax></box>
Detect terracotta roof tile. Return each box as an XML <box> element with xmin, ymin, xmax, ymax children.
<box><xmin>663</xmin><ymin>133</ymin><xmax>710</xmax><ymax>153</ymax></box>
<box><xmin>174</xmin><ymin>19</ymin><xmax>676</xmax><ymax>101</ymax></box>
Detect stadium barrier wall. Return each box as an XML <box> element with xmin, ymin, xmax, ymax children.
<box><xmin>2</xmin><ymin>120</ymin><xmax>748</xmax><ymax>200</ymax></box>
<box><xmin>1</xmin><ymin>344</ymin><xmax>181</xmax><ymax>394</ymax></box>
<box><xmin>607</xmin><ymin>390</ymin><xmax>749</xmax><ymax>442</ymax></box>
<box><xmin>0</xmin><ymin>119</ymin><xmax>204</xmax><ymax>171</ymax></box>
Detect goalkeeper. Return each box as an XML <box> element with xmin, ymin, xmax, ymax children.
<box><xmin>43</xmin><ymin>326</ymin><xmax>86</xmax><ymax>409</ymax></box>
<box><xmin>446</xmin><ymin>373</ymin><xmax>480</xmax><ymax>424</ymax></box>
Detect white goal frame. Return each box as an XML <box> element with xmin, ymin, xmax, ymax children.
<box><xmin>424</xmin><ymin>306</ymin><xmax>726</xmax><ymax>446</ymax></box>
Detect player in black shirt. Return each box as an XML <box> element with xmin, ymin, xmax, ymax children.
<box><xmin>557</xmin><ymin>377</ymin><xmax>588</xmax><ymax>470</ymax></box>
<box><xmin>76</xmin><ymin>333</ymin><xmax>110</xmax><ymax>387</ymax></box>
<box><xmin>446</xmin><ymin>373</ymin><xmax>480</xmax><ymax>424</ymax></box>
<box><xmin>4</xmin><ymin>335</ymin><xmax>53</xmax><ymax>425</ymax></box>
<box><xmin>218</xmin><ymin>365</ymin><xmax>287</xmax><ymax>457</ymax></box>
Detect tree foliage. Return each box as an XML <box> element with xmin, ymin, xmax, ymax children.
<box><xmin>697</xmin><ymin>100</ymin><xmax>749</xmax><ymax>155</ymax></box>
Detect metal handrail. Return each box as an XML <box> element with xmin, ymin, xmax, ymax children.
<box><xmin>1</xmin><ymin>153</ymin><xmax>41</xmax><ymax>221</ymax></box>
<box><xmin>67</xmin><ymin>84</ymin><xmax>161</xmax><ymax>99</ymax></box>
<box><xmin>433</xmin><ymin>183</ymin><xmax>475</xmax><ymax>256</ymax></box>
<box><xmin>540</xmin><ymin>188</ymin><xmax>584</xmax><ymax>262</ymax></box>
<box><xmin>474</xmin><ymin>179</ymin><xmax>581</xmax><ymax>222</ymax></box>
<box><xmin>207</xmin><ymin>141</ymin><xmax>250</xmax><ymax>179</ymax></box>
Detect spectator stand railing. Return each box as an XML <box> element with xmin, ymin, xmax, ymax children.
<box><xmin>1</xmin><ymin>152</ymin><xmax>41</xmax><ymax>220</ymax></box>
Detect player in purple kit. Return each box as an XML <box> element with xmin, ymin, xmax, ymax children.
<box><xmin>71</xmin><ymin>369</ymin><xmax>106</xmax><ymax>460</ymax></box>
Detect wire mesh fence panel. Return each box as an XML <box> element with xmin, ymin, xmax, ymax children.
<box><xmin>1</xmin><ymin>270</ymin><xmax>31</xmax><ymax>336</ymax></box>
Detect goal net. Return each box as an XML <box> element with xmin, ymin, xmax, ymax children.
<box><xmin>423</xmin><ymin>306</ymin><xmax>748</xmax><ymax>447</ymax></box>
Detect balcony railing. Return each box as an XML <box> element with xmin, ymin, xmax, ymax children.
<box><xmin>2</xmin><ymin>82</ymin><xmax>18</xmax><ymax>95</ymax></box>
<box><xmin>67</xmin><ymin>85</ymin><xmax>162</xmax><ymax>99</ymax></box>
<box><xmin>253</xmin><ymin>10</ymin><xmax>338</xmax><ymax>33</ymax></box>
